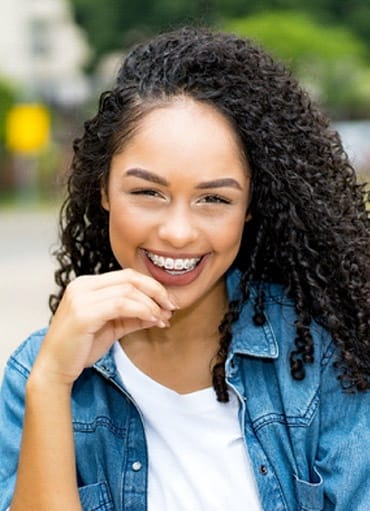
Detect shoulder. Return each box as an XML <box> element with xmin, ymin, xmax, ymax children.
<box><xmin>5</xmin><ymin>328</ymin><xmax>48</xmax><ymax>379</ymax></box>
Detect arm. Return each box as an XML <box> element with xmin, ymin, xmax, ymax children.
<box><xmin>10</xmin><ymin>377</ymin><xmax>81</xmax><ymax>510</ymax></box>
<box><xmin>6</xmin><ymin>269</ymin><xmax>176</xmax><ymax>510</ymax></box>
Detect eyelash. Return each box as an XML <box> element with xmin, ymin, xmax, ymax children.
<box><xmin>201</xmin><ymin>194</ymin><xmax>231</xmax><ymax>205</ymax></box>
<box><xmin>130</xmin><ymin>189</ymin><xmax>162</xmax><ymax>197</ymax></box>
<box><xmin>130</xmin><ymin>189</ymin><xmax>232</xmax><ymax>205</ymax></box>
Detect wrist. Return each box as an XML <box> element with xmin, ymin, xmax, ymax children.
<box><xmin>27</xmin><ymin>364</ymin><xmax>74</xmax><ymax>395</ymax></box>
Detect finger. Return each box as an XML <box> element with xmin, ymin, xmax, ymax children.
<box><xmin>70</xmin><ymin>270</ymin><xmax>178</xmax><ymax>311</ymax></box>
<box><xmin>55</xmin><ymin>281</ymin><xmax>173</xmax><ymax>339</ymax></box>
<box><xmin>91</xmin><ymin>284</ymin><xmax>173</xmax><ymax>322</ymax></box>
<box><xmin>87</xmin><ymin>291</ymin><xmax>171</xmax><ymax>330</ymax></box>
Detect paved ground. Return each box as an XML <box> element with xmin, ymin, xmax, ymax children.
<box><xmin>0</xmin><ymin>208</ymin><xmax>59</xmax><ymax>378</ymax></box>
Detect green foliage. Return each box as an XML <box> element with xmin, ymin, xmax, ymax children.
<box><xmin>68</xmin><ymin>0</ymin><xmax>370</xmax><ymax>65</ymax></box>
<box><xmin>216</xmin><ymin>0</ymin><xmax>370</xmax><ymax>59</ymax></box>
<box><xmin>0</xmin><ymin>79</ymin><xmax>16</xmax><ymax>146</ymax></box>
<box><xmin>67</xmin><ymin>0</ymin><xmax>370</xmax><ymax>117</ymax></box>
<box><xmin>223</xmin><ymin>11</ymin><xmax>370</xmax><ymax>118</ymax></box>
<box><xmin>0</xmin><ymin>79</ymin><xmax>16</xmax><ymax>195</ymax></box>
<box><xmin>224</xmin><ymin>11</ymin><xmax>366</xmax><ymax>71</ymax></box>
<box><xmin>70</xmin><ymin>0</ymin><xmax>216</xmax><ymax>67</ymax></box>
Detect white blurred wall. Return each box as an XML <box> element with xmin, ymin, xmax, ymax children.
<box><xmin>0</xmin><ymin>0</ymin><xmax>90</xmax><ymax>106</ymax></box>
<box><xmin>0</xmin><ymin>209</ymin><xmax>58</xmax><ymax>378</ymax></box>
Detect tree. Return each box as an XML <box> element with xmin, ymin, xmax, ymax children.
<box><xmin>215</xmin><ymin>0</ymin><xmax>370</xmax><ymax>58</ymax></box>
<box><xmin>223</xmin><ymin>11</ymin><xmax>370</xmax><ymax>118</ymax></box>
<box><xmin>67</xmin><ymin>0</ymin><xmax>370</xmax><ymax>117</ymax></box>
<box><xmin>68</xmin><ymin>0</ymin><xmax>370</xmax><ymax>67</ymax></box>
<box><xmin>69</xmin><ymin>0</ymin><xmax>218</xmax><ymax>68</ymax></box>
<box><xmin>224</xmin><ymin>11</ymin><xmax>365</xmax><ymax>71</ymax></box>
<box><xmin>0</xmin><ymin>79</ymin><xmax>16</xmax><ymax>147</ymax></box>
<box><xmin>0</xmin><ymin>78</ymin><xmax>16</xmax><ymax>193</ymax></box>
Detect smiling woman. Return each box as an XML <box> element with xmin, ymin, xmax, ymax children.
<box><xmin>0</xmin><ymin>27</ymin><xmax>369</xmax><ymax>511</ymax></box>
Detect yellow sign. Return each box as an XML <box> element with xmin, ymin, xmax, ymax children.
<box><xmin>5</xmin><ymin>103</ymin><xmax>50</xmax><ymax>154</ymax></box>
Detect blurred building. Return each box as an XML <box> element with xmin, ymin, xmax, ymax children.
<box><xmin>0</xmin><ymin>0</ymin><xmax>90</xmax><ymax>107</ymax></box>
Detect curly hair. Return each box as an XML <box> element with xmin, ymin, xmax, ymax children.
<box><xmin>50</xmin><ymin>27</ymin><xmax>370</xmax><ymax>401</ymax></box>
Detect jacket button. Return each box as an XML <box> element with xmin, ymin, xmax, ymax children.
<box><xmin>132</xmin><ymin>461</ymin><xmax>142</xmax><ymax>471</ymax></box>
<box><xmin>259</xmin><ymin>464</ymin><xmax>268</xmax><ymax>475</ymax></box>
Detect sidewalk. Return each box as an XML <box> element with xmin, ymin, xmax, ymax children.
<box><xmin>0</xmin><ymin>208</ymin><xmax>59</xmax><ymax>378</ymax></box>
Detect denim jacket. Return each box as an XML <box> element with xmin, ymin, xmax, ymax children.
<box><xmin>1</xmin><ymin>270</ymin><xmax>369</xmax><ymax>510</ymax></box>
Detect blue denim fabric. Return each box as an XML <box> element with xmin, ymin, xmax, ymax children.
<box><xmin>0</xmin><ymin>270</ymin><xmax>369</xmax><ymax>510</ymax></box>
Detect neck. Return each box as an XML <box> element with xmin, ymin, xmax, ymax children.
<box><xmin>119</xmin><ymin>279</ymin><xmax>229</xmax><ymax>393</ymax></box>
<box><xmin>127</xmin><ymin>278</ymin><xmax>227</xmax><ymax>348</ymax></box>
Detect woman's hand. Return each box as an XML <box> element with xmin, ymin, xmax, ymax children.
<box><xmin>30</xmin><ymin>269</ymin><xmax>177</xmax><ymax>386</ymax></box>
<box><xmin>11</xmin><ymin>269</ymin><xmax>174</xmax><ymax>510</ymax></box>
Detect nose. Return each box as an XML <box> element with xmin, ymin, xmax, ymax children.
<box><xmin>157</xmin><ymin>203</ymin><xmax>198</xmax><ymax>248</ymax></box>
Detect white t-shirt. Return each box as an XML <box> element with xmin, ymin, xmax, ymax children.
<box><xmin>113</xmin><ymin>341</ymin><xmax>262</xmax><ymax>511</ymax></box>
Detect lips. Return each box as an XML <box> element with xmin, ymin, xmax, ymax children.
<box><xmin>142</xmin><ymin>249</ymin><xmax>208</xmax><ymax>286</ymax></box>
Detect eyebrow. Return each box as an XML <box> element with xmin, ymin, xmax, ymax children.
<box><xmin>126</xmin><ymin>168</ymin><xmax>168</xmax><ymax>186</ymax></box>
<box><xmin>125</xmin><ymin>168</ymin><xmax>243</xmax><ymax>190</ymax></box>
<box><xmin>195</xmin><ymin>178</ymin><xmax>242</xmax><ymax>191</ymax></box>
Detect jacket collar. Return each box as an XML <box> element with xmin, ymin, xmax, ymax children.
<box><xmin>94</xmin><ymin>347</ymin><xmax>117</xmax><ymax>378</ymax></box>
<box><xmin>227</xmin><ymin>268</ymin><xmax>279</xmax><ymax>359</ymax></box>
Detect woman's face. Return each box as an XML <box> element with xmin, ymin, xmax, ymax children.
<box><xmin>102</xmin><ymin>98</ymin><xmax>251</xmax><ymax>309</ymax></box>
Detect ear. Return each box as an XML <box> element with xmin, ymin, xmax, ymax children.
<box><xmin>245</xmin><ymin>211</ymin><xmax>252</xmax><ymax>223</ymax></box>
<box><xmin>101</xmin><ymin>185</ymin><xmax>110</xmax><ymax>211</ymax></box>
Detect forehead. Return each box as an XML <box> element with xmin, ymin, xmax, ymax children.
<box><xmin>115</xmin><ymin>97</ymin><xmax>248</xmax><ymax>173</ymax></box>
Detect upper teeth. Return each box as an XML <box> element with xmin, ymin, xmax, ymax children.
<box><xmin>146</xmin><ymin>252</ymin><xmax>201</xmax><ymax>271</ymax></box>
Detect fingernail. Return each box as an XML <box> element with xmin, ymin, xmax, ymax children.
<box><xmin>168</xmin><ymin>297</ymin><xmax>179</xmax><ymax>310</ymax></box>
<box><xmin>163</xmin><ymin>300</ymin><xmax>176</xmax><ymax>311</ymax></box>
<box><xmin>158</xmin><ymin>320</ymin><xmax>170</xmax><ymax>328</ymax></box>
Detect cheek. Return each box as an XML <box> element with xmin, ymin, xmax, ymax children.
<box><xmin>208</xmin><ymin>214</ymin><xmax>246</xmax><ymax>255</ymax></box>
<box><xmin>108</xmin><ymin>208</ymin><xmax>139</xmax><ymax>254</ymax></box>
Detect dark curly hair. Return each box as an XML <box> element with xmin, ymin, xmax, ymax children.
<box><xmin>50</xmin><ymin>27</ymin><xmax>370</xmax><ymax>401</ymax></box>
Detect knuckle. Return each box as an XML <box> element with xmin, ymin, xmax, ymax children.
<box><xmin>122</xmin><ymin>281</ymin><xmax>135</xmax><ymax>294</ymax></box>
<box><xmin>150</xmin><ymin>302</ymin><xmax>161</xmax><ymax>316</ymax></box>
<box><xmin>63</xmin><ymin>282</ymin><xmax>88</xmax><ymax>319</ymax></box>
<box><xmin>67</xmin><ymin>275</ymin><xmax>87</xmax><ymax>292</ymax></box>
<box><xmin>122</xmin><ymin>268</ymin><xmax>135</xmax><ymax>279</ymax></box>
<box><xmin>114</xmin><ymin>295</ymin><xmax>126</xmax><ymax>312</ymax></box>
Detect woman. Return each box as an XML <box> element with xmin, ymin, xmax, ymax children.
<box><xmin>0</xmin><ymin>27</ymin><xmax>369</xmax><ymax>510</ymax></box>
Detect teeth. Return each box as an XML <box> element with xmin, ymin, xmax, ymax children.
<box><xmin>146</xmin><ymin>251</ymin><xmax>201</xmax><ymax>271</ymax></box>
<box><xmin>174</xmin><ymin>259</ymin><xmax>184</xmax><ymax>270</ymax></box>
<box><xmin>165</xmin><ymin>258</ymin><xmax>174</xmax><ymax>270</ymax></box>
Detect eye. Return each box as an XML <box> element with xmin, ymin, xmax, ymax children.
<box><xmin>130</xmin><ymin>189</ymin><xmax>163</xmax><ymax>198</ymax></box>
<box><xmin>200</xmin><ymin>194</ymin><xmax>232</xmax><ymax>205</ymax></box>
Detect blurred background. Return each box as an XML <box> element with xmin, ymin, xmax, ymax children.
<box><xmin>1</xmin><ymin>0</ymin><xmax>370</xmax><ymax>375</ymax></box>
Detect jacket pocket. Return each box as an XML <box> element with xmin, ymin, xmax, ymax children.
<box><xmin>78</xmin><ymin>481</ymin><xmax>113</xmax><ymax>511</ymax></box>
<box><xmin>294</xmin><ymin>467</ymin><xmax>324</xmax><ymax>511</ymax></box>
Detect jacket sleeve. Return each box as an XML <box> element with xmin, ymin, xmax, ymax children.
<box><xmin>316</xmin><ymin>343</ymin><xmax>370</xmax><ymax>510</ymax></box>
<box><xmin>0</xmin><ymin>331</ymin><xmax>45</xmax><ymax>511</ymax></box>
<box><xmin>0</xmin><ymin>357</ymin><xmax>28</xmax><ymax>511</ymax></box>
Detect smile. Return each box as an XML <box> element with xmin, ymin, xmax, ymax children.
<box><xmin>145</xmin><ymin>251</ymin><xmax>202</xmax><ymax>273</ymax></box>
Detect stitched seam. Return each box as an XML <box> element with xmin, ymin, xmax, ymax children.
<box><xmin>253</xmin><ymin>393</ymin><xmax>319</xmax><ymax>431</ymax></box>
<box><xmin>6</xmin><ymin>356</ymin><xmax>30</xmax><ymax>379</ymax></box>
<box><xmin>320</xmin><ymin>339</ymin><xmax>336</xmax><ymax>369</ymax></box>
<box><xmin>73</xmin><ymin>417</ymin><xmax>127</xmax><ymax>436</ymax></box>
